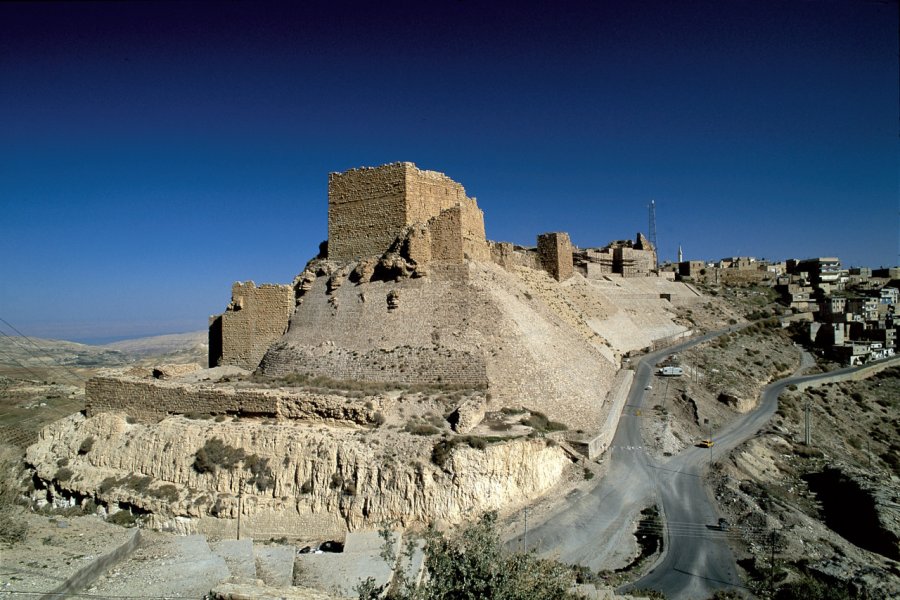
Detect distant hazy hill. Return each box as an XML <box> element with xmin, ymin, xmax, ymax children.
<box><xmin>102</xmin><ymin>331</ymin><xmax>207</xmax><ymax>358</ymax></box>
<box><xmin>0</xmin><ymin>331</ymin><xmax>207</xmax><ymax>377</ymax></box>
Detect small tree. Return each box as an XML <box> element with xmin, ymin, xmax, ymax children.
<box><xmin>356</xmin><ymin>512</ymin><xmax>579</xmax><ymax>600</ymax></box>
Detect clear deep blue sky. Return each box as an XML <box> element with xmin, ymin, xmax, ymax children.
<box><xmin>1</xmin><ymin>0</ymin><xmax>897</xmax><ymax>342</ymax></box>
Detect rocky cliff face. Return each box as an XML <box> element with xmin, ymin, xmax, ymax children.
<box><xmin>27</xmin><ymin>412</ymin><xmax>569</xmax><ymax>539</ymax></box>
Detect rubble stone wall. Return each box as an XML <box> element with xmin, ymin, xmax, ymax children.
<box><xmin>489</xmin><ymin>242</ymin><xmax>541</xmax><ymax>270</ymax></box>
<box><xmin>615</xmin><ymin>247</ymin><xmax>655</xmax><ymax>277</ymax></box>
<box><xmin>327</xmin><ymin>162</ymin><xmax>487</xmax><ymax>264</ymax></box>
<box><xmin>429</xmin><ymin>206</ymin><xmax>465</xmax><ymax>262</ymax></box>
<box><xmin>259</xmin><ymin>344</ymin><xmax>489</xmax><ymax>389</ymax></box>
<box><xmin>85</xmin><ymin>377</ymin><xmax>379</xmax><ymax>424</ymax></box>
<box><xmin>404</xmin><ymin>163</ymin><xmax>468</xmax><ymax>224</ymax></box>
<box><xmin>537</xmin><ymin>232</ymin><xmax>574</xmax><ymax>281</ymax></box>
<box><xmin>215</xmin><ymin>282</ymin><xmax>294</xmax><ymax>371</ymax></box>
<box><xmin>328</xmin><ymin>163</ymin><xmax>407</xmax><ymax>261</ymax></box>
<box><xmin>459</xmin><ymin>198</ymin><xmax>490</xmax><ymax>261</ymax></box>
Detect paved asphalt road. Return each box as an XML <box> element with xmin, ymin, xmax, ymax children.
<box><xmin>517</xmin><ymin>327</ymin><xmax>895</xmax><ymax>599</ymax></box>
<box><xmin>515</xmin><ymin>328</ymin><xmax>735</xmax><ymax>574</ymax></box>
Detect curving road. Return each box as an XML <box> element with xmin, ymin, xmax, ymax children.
<box><xmin>517</xmin><ymin>326</ymin><xmax>894</xmax><ymax>599</ymax></box>
<box><xmin>513</xmin><ymin>327</ymin><xmax>738</xmax><ymax>573</ymax></box>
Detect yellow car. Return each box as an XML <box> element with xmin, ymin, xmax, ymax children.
<box><xmin>698</xmin><ymin>439</ymin><xmax>714</xmax><ymax>448</ymax></box>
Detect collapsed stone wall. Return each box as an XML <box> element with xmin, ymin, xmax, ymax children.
<box><xmin>85</xmin><ymin>376</ymin><xmax>382</xmax><ymax>425</ymax></box>
<box><xmin>404</xmin><ymin>163</ymin><xmax>469</xmax><ymax>224</ymax></box>
<box><xmin>489</xmin><ymin>242</ymin><xmax>541</xmax><ymax>271</ymax></box>
<box><xmin>537</xmin><ymin>232</ymin><xmax>574</xmax><ymax>281</ymax></box>
<box><xmin>210</xmin><ymin>282</ymin><xmax>293</xmax><ymax>370</ymax></box>
<box><xmin>580</xmin><ymin>233</ymin><xmax>656</xmax><ymax>279</ymax></box>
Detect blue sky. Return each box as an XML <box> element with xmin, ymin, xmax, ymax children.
<box><xmin>1</xmin><ymin>0</ymin><xmax>897</xmax><ymax>342</ymax></box>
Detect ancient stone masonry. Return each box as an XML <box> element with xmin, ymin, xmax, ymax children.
<box><xmin>327</xmin><ymin>162</ymin><xmax>488</xmax><ymax>264</ymax></box>
<box><xmin>489</xmin><ymin>242</ymin><xmax>541</xmax><ymax>271</ymax></box>
<box><xmin>209</xmin><ymin>281</ymin><xmax>294</xmax><ymax>370</ymax></box>
<box><xmin>577</xmin><ymin>232</ymin><xmax>657</xmax><ymax>279</ymax></box>
<box><xmin>85</xmin><ymin>376</ymin><xmax>383</xmax><ymax>425</ymax></box>
<box><xmin>55</xmin><ymin>161</ymin><xmax>711</xmax><ymax>543</ymax></box>
<box><xmin>537</xmin><ymin>232</ymin><xmax>574</xmax><ymax>281</ymax></box>
<box><xmin>259</xmin><ymin>343</ymin><xmax>489</xmax><ymax>389</ymax></box>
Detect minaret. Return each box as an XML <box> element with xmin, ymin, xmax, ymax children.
<box><xmin>678</xmin><ymin>245</ymin><xmax>683</xmax><ymax>263</ymax></box>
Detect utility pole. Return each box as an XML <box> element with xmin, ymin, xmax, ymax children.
<box><xmin>523</xmin><ymin>507</ymin><xmax>528</xmax><ymax>551</ymax></box>
<box><xmin>804</xmin><ymin>402</ymin><xmax>811</xmax><ymax>446</ymax></box>
<box><xmin>237</xmin><ymin>476</ymin><xmax>243</xmax><ymax>541</ymax></box>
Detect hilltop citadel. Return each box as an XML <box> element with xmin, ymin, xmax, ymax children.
<box><xmin>30</xmin><ymin>162</ymin><xmax>702</xmax><ymax>540</ymax></box>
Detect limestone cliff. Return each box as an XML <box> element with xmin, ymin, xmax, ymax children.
<box><xmin>27</xmin><ymin>411</ymin><xmax>569</xmax><ymax>539</ymax></box>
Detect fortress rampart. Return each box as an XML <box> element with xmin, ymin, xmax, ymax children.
<box><xmin>537</xmin><ymin>232</ymin><xmax>574</xmax><ymax>281</ymax></box>
<box><xmin>327</xmin><ymin>162</ymin><xmax>488</xmax><ymax>263</ymax></box>
<box><xmin>259</xmin><ymin>343</ymin><xmax>489</xmax><ymax>389</ymax></box>
<box><xmin>85</xmin><ymin>376</ymin><xmax>381</xmax><ymax>424</ymax></box>
<box><xmin>208</xmin><ymin>282</ymin><xmax>293</xmax><ymax>370</ymax></box>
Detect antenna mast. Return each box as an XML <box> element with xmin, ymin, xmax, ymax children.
<box><xmin>648</xmin><ymin>200</ymin><xmax>659</xmax><ymax>269</ymax></box>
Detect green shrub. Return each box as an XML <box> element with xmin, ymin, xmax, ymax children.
<box><xmin>406</xmin><ymin>423</ymin><xmax>441</xmax><ymax>436</ymax></box>
<box><xmin>122</xmin><ymin>474</ymin><xmax>152</xmax><ymax>493</ymax></box>
<box><xmin>148</xmin><ymin>484</ymin><xmax>179</xmax><ymax>503</ymax></box>
<box><xmin>521</xmin><ymin>411</ymin><xmax>568</xmax><ymax>432</ymax></box>
<box><xmin>107</xmin><ymin>510</ymin><xmax>138</xmax><ymax>527</ymax></box>
<box><xmin>99</xmin><ymin>476</ymin><xmax>119</xmax><ymax>494</ymax></box>
<box><xmin>78</xmin><ymin>436</ymin><xmax>95</xmax><ymax>455</ymax></box>
<box><xmin>355</xmin><ymin>511</ymin><xmax>579</xmax><ymax>600</ymax></box>
<box><xmin>193</xmin><ymin>438</ymin><xmax>245</xmax><ymax>474</ymax></box>
<box><xmin>55</xmin><ymin>468</ymin><xmax>74</xmax><ymax>482</ymax></box>
<box><xmin>245</xmin><ymin>455</ymin><xmax>274</xmax><ymax>492</ymax></box>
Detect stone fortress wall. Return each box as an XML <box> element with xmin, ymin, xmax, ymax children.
<box><xmin>327</xmin><ymin>162</ymin><xmax>489</xmax><ymax>264</ymax></box>
<box><xmin>576</xmin><ymin>233</ymin><xmax>657</xmax><ymax>279</ymax></box>
<box><xmin>259</xmin><ymin>343</ymin><xmax>489</xmax><ymax>389</ymax></box>
<box><xmin>52</xmin><ymin>162</ymin><xmax>706</xmax><ymax>542</ymax></box>
<box><xmin>208</xmin><ymin>282</ymin><xmax>294</xmax><ymax>370</ymax></box>
<box><xmin>210</xmin><ymin>162</ymin><xmax>603</xmax><ymax>371</ymax></box>
<box><xmin>187</xmin><ymin>163</ymin><xmax>674</xmax><ymax>405</ymax></box>
<box><xmin>537</xmin><ymin>232</ymin><xmax>574</xmax><ymax>282</ymax></box>
<box><xmin>489</xmin><ymin>242</ymin><xmax>542</xmax><ymax>271</ymax></box>
<box><xmin>86</xmin><ymin>376</ymin><xmax>381</xmax><ymax>425</ymax></box>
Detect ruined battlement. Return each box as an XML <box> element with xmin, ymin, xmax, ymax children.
<box><xmin>208</xmin><ymin>281</ymin><xmax>293</xmax><ymax>370</ymax></box>
<box><xmin>538</xmin><ymin>232</ymin><xmax>574</xmax><ymax>281</ymax></box>
<box><xmin>327</xmin><ymin>162</ymin><xmax>487</xmax><ymax>262</ymax></box>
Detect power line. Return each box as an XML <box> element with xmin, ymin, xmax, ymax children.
<box><xmin>0</xmin><ymin>343</ymin><xmax>48</xmax><ymax>382</ymax></box>
<box><xmin>0</xmin><ymin>318</ymin><xmax>86</xmax><ymax>387</ymax></box>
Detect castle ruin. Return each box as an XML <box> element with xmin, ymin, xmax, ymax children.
<box><xmin>54</xmin><ymin>161</ymin><xmax>699</xmax><ymax>541</ymax></box>
<box><xmin>210</xmin><ymin>162</ymin><xmax>658</xmax><ymax>372</ymax></box>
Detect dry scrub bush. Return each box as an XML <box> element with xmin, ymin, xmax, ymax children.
<box><xmin>0</xmin><ymin>444</ymin><xmax>27</xmax><ymax>543</ymax></box>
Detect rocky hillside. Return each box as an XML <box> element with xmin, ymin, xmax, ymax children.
<box><xmin>262</xmin><ymin>260</ymin><xmax>700</xmax><ymax>432</ymax></box>
<box><xmin>27</xmin><ymin>410</ymin><xmax>570</xmax><ymax>539</ymax></box>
